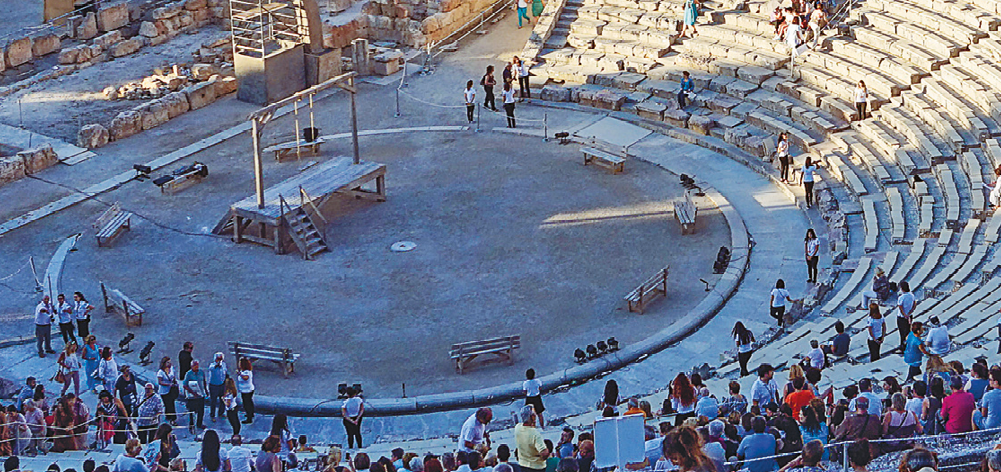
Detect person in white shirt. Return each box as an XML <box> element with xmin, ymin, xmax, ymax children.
<box><xmin>805</xmin><ymin>339</ymin><xmax>825</xmax><ymax>370</ymax></box>
<box><xmin>73</xmin><ymin>291</ymin><xmax>95</xmax><ymax>339</ymax></box>
<box><xmin>924</xmin><ymin>316</ymin><xmax>951</xmax><ymax>356</ymax></box>
<box><xmin>854</xmin><ymin>80</ymin><xmax>869</xmax><ymax>120</ymax></box>
<box><xmin>516</xmin><ymin>0</ymin><xmax>531</xmax><ymax>28</ymax></box>
<box><xmin>786</xmin><ymin>20</ymin><xmax>803</xmax><ymax>60</ymax></box>
<box><xmin>340</xmin><ymin>386</ymin><xmax>364</xmax><ymax>449</ymax></box>
<box><xmin>523</xmin><ymin>368</ymin><xmax>545</xmax><ymax>428</ymax></box>
<box><xmin>895</xmin><ymin>281</ymin><xmax>916</xmax><ymax>351</ymax></box>
<box><xmin>982</xmin><ymin>164</ymin><xmax>1001</xmax><ymax>208</ymax></box>
<box><xmin>769</xmin><ymin>279</ymin><xmax>800</xmax><ymax>330</ymax></box>
<box><xmin>801</xmin><ymin>156</ymin><xmax>821</xmax><ymax>207</ymax></box>
<box><xmin>502</xmin><ymin>83</ymin><xmax>517</xmax><ymax>128</ymax></box>
<box><xmin>464</xmin><ymin>81</ymin><xmax>477</xmax><ymax>123</ymax></box>
<box><xmin>807</xmin><ymin>2</ymin><xmax>827</xmax><ymax>49</ymax></box>
<box><xmin>866</xmin><ymin>303</ymin><xmax>886</xmax><ymax>362</ymax></box>
<box><xmin>514</xmin><ymin>56</ymin><xmax>531</xmax><ymax>100</ymax></box>
<box><xmin>35</xmin><ymin>295</ymin><xmax>55</xmax><ymax>358</ymax></box>
<box><xmin>56</xmin><ymin>293</ymin><xmax>76</xmax><ymax>346</ymax></box>
<box><xmin>228</xmin><ymin>435</ymin><xmax>253</xmax><ymax>472</ymax></box>
<box><xmin>459</xmin><ymin>408</ymin><xmax>493</xmax><ymax>453</ymax></box>
<box><xmin>804</xmin><ymin>228</ymin><xmax>820</xmax><ymax>284</ymax></box>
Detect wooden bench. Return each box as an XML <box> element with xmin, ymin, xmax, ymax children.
<box><xmin>625</xmin><ymin>266</ymin><xmax>670</xmax><ymax>314</ymax></box>
<box><xmin>449</xmin><ymin>335</ymin><xmax>521</xmax><ymax>374</ymax></box>
<box><xmin>674</xmin><ymin>191</ymin><xmax>698</xmax><ymax>235</ymax></box>
<box><xmin>582</xmin><ymin>146</ymin><xmax>626</xmax><ymax>174</ymax></box>
<box><xmin>263</xmin><ymin>138</ymin><xmax>325</xmax><ymax>161</ymax></box>
<box><xmin>93</xmin><ymin>203</ymin><xmax>133</xmax><ymax>247</ymax></box>
<box><xmin>228</xmin><ymin>341</ymin><xmax>300</xmax><ymax>377</ymax></box>
<box><xmin>100</xmin><ymin>282</ymin><xmax>145</xmax><ymax>327</ymax></box>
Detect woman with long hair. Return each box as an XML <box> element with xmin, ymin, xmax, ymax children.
<box><xmin>195</xmin><ymin>430</ymin><xmax>231</xmax><ymax>472</ymax></box>
<box><xmin>866</xmin><ymin>302</ymin><xmax>886</xmax><ymax>362</ymax></box>
<box><xmin>777</xmin><ymin>132</ymin><xmax>790</xmax><ymax>182</ymax></box>
<box><xmin>662</xmin><ymin>426</ymin><xmax>715</xmax><ymax>472</ymax></box>
<box><xmin>157</xmin><ymin>356</ymin><xmax>179</xmax><ymax>425</ymax></box>
<box><xmin>144</xmin><ymin>423</ymin><xmax>175</xmax><ymax>472</ymax></box>
<box><xmin>96</xmin><ymin>389</ymin><xmax>129</xmax><ymax>445</ymax></box>
<box><xmin>222</xmin><ymin>378</ymin><xmax>241</xmax><ymax>436</ymax></box>
<box><xmin>799</xmin><ymin>399</ymin><xmax>829</xmax><ymax>460</ymax></box>
<box><xmin>732</xmin><ymin>322</ymin><xmax>755</xmax><ymax>377</ymax></box>
<box><xmin>270</xmin><ymin>413</ymin><xmax>294</xmax><ymax>459</ymax></box>
<box><xmin>97</xmin><ymin>346</ymin><xmax>118</xmax><ymax>393</ymax></box>
<box><xmin>597</xmin><ymin>380</ymin><xmax>620</xmax><ymax>413</ymax></box>
<box><xmin>50</xmin><ymin>396</ymin><xmax>77</xmax><ymax>452</ymax></box>
<box><xmin>922</xmin><ymin>377</ymin><xmax>946</xmax><ymax>435</ymax></box>
<box><xmin>237</xmin><ymin>357</ymin><xmax>255</xmax><ymax>424</ymax></box>
<box><xmin>256</xmin><ymin>436</ymin><xmax>282</xmax><ymax>472</ymax></box>
<box><xmin>782</xmin><ymin>364</ymin><xmax>809</xmax><ymax>399</ymax></box>
<box><xmin>73</xmin><ymin>292</ymin><xmax>94</xmax><ymax>338</ymax></box>
<box><xmin>671</xmin><ymin>373</ymin><xmax>697</xmax><ymax>426</ymax></box>
<box><xmin>801</xmin><ymin>156</ymin><xmax>820</xmax><ymax>207</ymax></box>
<box><xmin>804</xmin><ymin>229</ymin><xmax>819</xmax><ymax>283</ymax></box>
<box><xmin>854</xmin><ymin>80</ymin><xmax>869</xmax><ymax>120</ymax></box>
<box><xmin>59</xmin><ymin>341</ymin><xmax>82</xmax><ymax>397</ymax></box>
<box><xmin>82</xmin><ymin>335</ymin><xmax>101</xmax><ymax>392</ymax></box>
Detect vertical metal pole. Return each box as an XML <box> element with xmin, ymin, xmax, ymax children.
<box><xmin>309</xmin><ymin>94</ymin><xmax>315</xmax><ymax>137</ymax></box>
<box><xmin>395</xmin><ymin>88</ymin><xmax>401</xmax><ymax>117</ymax></box>
<box><xmin>294</xmin><ymin>100</ymin><xmax>301</xmax><ymax>160</ymax></box>
<box><xmin>350</xmin><ymin>78</ymin><xmax>360</xmax><ymax>165</ymax></box>
<box><xmin>842</xmin><ymin>442</ymin><xmax>848</xmax><ymax>472</ymax></box>
<box><xmin>543</xmin><ymin>113</ymin><xmax>548</xmax><ymax>141</ymax></box>
<box><xmin>253</xmin><ymin>119</ymin><xmax>265</xmax><ymax>209</ymax></box>
<box><xmin>476</xmin><ymin>103</ymin><xmax>481</xmax><ymax>132</ymax></box>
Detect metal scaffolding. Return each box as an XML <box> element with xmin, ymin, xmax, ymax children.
<box><xmin>228</xmin><ymin>0</ymin><xmax>307</xmax><ymax>57</ymax></box>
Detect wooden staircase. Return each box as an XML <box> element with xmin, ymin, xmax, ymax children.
<box><xmin>285</xmin><ymin>208</ymin><xmax>329</xmax><ymax>260</ymax></box>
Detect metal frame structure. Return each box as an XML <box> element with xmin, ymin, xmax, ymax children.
<box><xmin>229</xmin><ymin>0</ymin><xmax>307</xmax><ymax>57</ymax></box>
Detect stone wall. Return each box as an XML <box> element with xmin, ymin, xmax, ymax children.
<box><xmin>360</xmin><ymin>0</ymin><xmax>509</xmax><ymax>47</ymax></box>
<box><xmin>0</xmin><ymin>144</ymin><xmax>58</xmax><ymax>188</ymax></box>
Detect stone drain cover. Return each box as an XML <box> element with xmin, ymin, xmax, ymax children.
<box><xmin>391</xmin><ymin>241</ymin><xmax>417</xmax><ymax>252</ymax></box>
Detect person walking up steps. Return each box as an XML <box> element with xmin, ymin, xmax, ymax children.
<box><xmin>516</xmin><ymin>0</ymin><xmax>532</xmax><ymax>28</ymax></box>
<box><xmin>464</xmin><ymin>81</ymin><xmax>476</xmax><ymax>123</ymax></box>
<box><xmin>503</xmin><ymin>83</ymin><xmax>517</xmax><ymax>128</ymax></box>
<box><xmin>805</xmin><ymin>228</ymin><xmax>820</xmax><ymax>283</ymax></box>
<box><xmin>481</xmin><ymin>66</ymin><xmax>497</xmax><ymax>112</ymax></box>
<box><xmin>732</xmin><ymin>321</ymin><xmax>755</xmax><ymax>377</ymax></box>
<box><xmin>896</xmin><ymin>281</ymin><xmax>916</xmax><ymax>352</ymax></box>
<box><xmin>678</xmin><ymin>71</ymin><xmax>694</xmax><ymax>108</ymax></box>
<box><xmin>801</xmin><ymin>156</ymin><xmax>820</xmax><ymax>207</ymax></box>
<box><xmin>770</xmin><ymin>279</ymin><xmax>801</xmax><ymax>330</ymax></box>
<box><xmin>515</xmin><ymin>57</ymin><xmax>531</xmax><ymax>100</ymax></box>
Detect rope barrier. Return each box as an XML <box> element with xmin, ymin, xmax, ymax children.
<box><xmin>397</xmin><ymin>88</ymin><xmax>467</xmax><ymax>109</ymax></box>
<box><xmin>0</xmin><ymin>258</ymin><xmax>33</xmax><ymax>282</ymax></box>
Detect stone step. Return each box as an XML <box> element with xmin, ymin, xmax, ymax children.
<box><xmin>867</xmin><ymin>0</ymin><xmax>989</xmax><ymax>45</ymax></box>
<box><xmin>856</xmin><ymin>10</ymin><xmax>967</xmax><ymax>58</ymax></box>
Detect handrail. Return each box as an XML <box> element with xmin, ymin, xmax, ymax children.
<box><xmin>299</xmin><ymin>185</ymin><xmax>328</xmax><ymax>247</ymax></box>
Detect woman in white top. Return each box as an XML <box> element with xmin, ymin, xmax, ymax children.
<box><xmin>982</xmin><ymin>164</ymin><xmax>1001</xmax><ymax>208</ymax></box>
<box><xmin>515</xmin><ymin>56</ymin><xmax>531</xmax><ymax>100</ymax></box>
<box><xmin>59</xmin><ymin>341</ymin><xmax>83</xmax><ymax>397</ymax></box>
<box><xmin>237</xmin><ymin>357</ymin><xmax>255</xmax><ymax>424</ymax></box>
<box><xmin>464</xmin><ymin>81</ymin><xmax>476</xmax><ymax>124</ymax></box>
<box><xmin>854</xmin><ymin>80</ymin><xmax>869</xmax><ymax>120</ymax></box>
<box><xmin>770</xmin><ymin>279</ymin><xmax>800</xmax><ymax>329</ymax></box>
<box><xmin>732</xmin><ymin>321</ymin><xmax>755</xmax><ymax>377</ymax></box>
<box><xmin>882</xmin><ymin>392</ymin><xmax>922</xmax><ymax>439</ymax></box>
<box><xmin>73</xmin><ymin>292</ymin><xmax>95</xmax><ymax>339</ymax></box>
<box><xmin>808</xmin><ymin>2</ymin><xmax>827</xmax><ymax>49</ymax></box>
<box><xmin>98</xmin><ymin>346</ymin><xmax>119</xmax><ymax>394</ymax></box>
<box><xmin>801</xmin><ymin>156</ymin><xmax>820</xmax><ymax>207</ymax></box>
<box><xmin>804</xmin><ymin>228</ymin><xmax>820</xmax><ymax>284</ymax></box>
<box><xmin>502</xmin><ymin>83</ymin><xmax>517</xmax><ymax>128</ymax></box>
<box><xmin>867</xmin><ymin>302</ymin><xmax>886</xmax><ymax>362</ymax></box>
<box><xmin>776</xmin><ymin>132</ymin><xmax>791</xmax><ymax>182</ymax></box>
<box><xmin>157</xmin><ymin>357</ymin><xmax>179</xmax><ymax>424</ymax></box>
<box><xmin>341</xmin><ymin>386</ymin><xmax>364</xmax><ymax>449</ymax></box>
<box><xmin>523</xmin><ymin>368</ymin><xmax>545</xmax><ymax>428</ymax></box>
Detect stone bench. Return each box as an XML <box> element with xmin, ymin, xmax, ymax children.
<box><xmin>842</xmin><ymin>134</ymin><xmax>894</xmax><ymax>187</ymax></box>
<box><xmin>935</xmin><ymin>165</ymin><xmax>962</xmax><ymax>228</ymax></box>
<box><xmin>824</xmin><ymin>152</ymin><xmax>868</xmax><ymax>199</ymax></box>
<box><xmin>862</xmin><ymin>197</ymin><xmax>880</xmax><ymax>253</ymax></box>
<box><xmin>892</xmin><ymin>241</ymin><xmax>926</xmax><ymax>281</ymax></box>
<box><xmin>950</xmin><ymin>245</ymin><xmax>989</xmax><ymax>287</ymax></box>
<box><xmin>821</xmin><ymin>256</ymin><xmax>873</xmax><ymax>314</ymax></box>
<box><xmin>850</xmin><ymin>251</ymin><xmax>899</xmax><ymax>310</ymax></box>
<box><xmin>876</xmin><ymin>105</ymin><xmax>945</xmax><ymax>165</ymax></box>
<box><xmin>582</xmin><ymin>146</ymin><xmax>626</xmax><ymax>173</ymax></box>
<box><xmin>867</xmin><ymin>0</ymin><xmax>988</xmax><ymax>45</ymax></box>
<box><xmin>909</xmin><ymin>243</ymin><xmax>947</xmax><ymax>287</ymax></box>
<box><xmin>898</xmin><ymin>91</ymin><xmax>965</xmax><ymax>156</ymax></box>
<box><xmin>886</xmin><ymin>187</ymin><xmax>908</xmax><ymax>244</ymax></box>
<box><xmin>852</xmin><ymin>27</ymin><xmax>949</xmax><ymax>72</ymax></box>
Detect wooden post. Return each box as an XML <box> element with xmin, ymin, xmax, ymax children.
<box><xmin>350</xmin><ymin>77</ymin><xmax>360</xmax><ymax>165</ymax></box>
<box><xmin>101</xmin><ymin>282</ymin><xmax>109</xmax><ymax>313</ymax></box>
<box><xmin>376</xmin><ymin>174</ymin><xmax>386</xmax><ymax>200</ymax></box>
<box><xmin>274</xmin><ymin>217</ymin><xmax>282</xmax><ymax>255</ymax></box>
<box><xmin>252</xmin><ymin>119</ymin><xmax>265</xmax><ymax>209</ymax></box>
<box><xmin>233</xmin><ymin>216</ymin><xmax>243</xmax><ymax>243</ymax></box>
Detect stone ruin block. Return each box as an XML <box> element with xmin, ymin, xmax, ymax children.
<box><xmin>138</xmin><ymin>101</ymin><xmax>170</xmax><ymax>130</ymax></box>
<box><xmin>77</xmin><ymin>124</ymin><xmax>110</xmax><ymax>148</ymax></box>
<box><xmin>593</xmin><ymin>89</ymin><xmax>626</xmax><ymax>110</ymax></box>
<box><xmin>213</xmin><ymin>76</ymin><xmax>238</xmax><ymax>95</ymax></box>
<box><xmin>184</xmin><ymin>0</ymin><xmax>208</xmax><ymax>9</ymax></box>
<box><xmin>190</xmin><ymin>63</ymin><xmax>219</xmax><ymax>80</ymax></box>
<box><xmin>78</xmin><ymin>13</ymin><xmax>99</xmax><ymax>40</ymax></box>
<box><xmin>636</xmin><ymin>100</ymin><xmax>667</xmax><ymax>120</ymax></box>
<box><xmin>97</xmin><ymin>2</ymin><xmax>130</xmax><ymax>32</ymax></box>
<box><xmin>5</xmin><ymin>37</ymin><xmax>33</xmax><ymax>68</ymax></box>
<box><xmin>110</xmin><ymin>38</ymin><xmax>143</xmax><ymax>57</ymax></box>
<box><xmin>17</xmin><ymin>144</ymin><xmax>58</xmax><ymax>174</ymax></box>
<box><xmin>184</xmin><ymin>81</ymin><xmax>217</xmax><ymax>110</ymax></box>
<box><xmin>0</xmin><ymin>156</ymin><xmax>26</xmax><ymax>186</ymax></box>
<box><xmin>109</xmin><ymin>110</ymin><xmax>143</xmax><ymax>140</ymax></box>
<box><xmin>162</xmin><ymin>92</ymin><xmax>191</xmax><ymax>118</ymax></box>
<box><xmin>540</xmin><ymin>85</ymin><xmax>572</xmax><ymax>102</ymax></box>
<box><xmin>94</xmin><ymin>30</ymin><xmax>123</xmax><ymax>50</ymax></box>
<box><xmin>139</xmin><ymin>21</ymin><xmax>159</xmax><ymax>38</ymax></box>
<box><xmin>153</xmin><ymin>3</ymin><xmax>184</xmax><ymax>19</ymax></box>
<box><xmin>663</xmin><ymin>108</ymin><xmax>690</xmax><ymax>127</ymax></box>
<box><xmin>688</xmin><ymin>115</ymin><xmax>715</xmax><ymax>135</ymax></box>
<box><xmin>31</xmin><ymin>34</ymin><xmax>61</xmax><ymax>57</ymax></box>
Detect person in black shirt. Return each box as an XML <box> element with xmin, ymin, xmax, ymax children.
<box><xmin>823</xmin><ymin>321</ymin><xmax>850</xmax><ymax>358</ymax></box>
<box><xmin>178</xmin><ymin>342</ymin><xmax>194</xmax><ymax>380</ymax></box>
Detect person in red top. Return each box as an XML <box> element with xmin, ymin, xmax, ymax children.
<box><xmin>784</xmin><ymin>377</ymin><xmax>815</xmax><ymax>421</ymax></box>
<box><xmin>941</xmin><ymin>376</ymin><xmax>976</xmax><ymax>433</ymax></box>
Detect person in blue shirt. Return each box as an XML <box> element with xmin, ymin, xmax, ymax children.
<box><xmin>678</xmin><ymin>71</ymin><xmax>695</xmax><ymax>109</ymax></box>
<box><xmin>974</xmin><ymin>369</ymin><xmax>1001</xmax><ymax>430</ymax></box>
<box><xmin>737</xmin><ymin>416</ymin><xmax>777</xmax><ymax>472</ymax></box>
<box><xmin>904</xmin><ymin>321</ymin><xmax>925</xmax><ymax>382</ymax></box>
<box><xmin>206</xmin><ymin>353</ymin><xmax>228</xmax><ymax>421</ymax></box>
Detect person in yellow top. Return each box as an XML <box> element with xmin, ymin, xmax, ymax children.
<box><xmin>514</xmin><ymin>405</ymin><xmax>550</xmax><ymax>472</ymax></box>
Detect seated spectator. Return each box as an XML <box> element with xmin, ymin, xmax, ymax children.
<box><xmin>555</xmin><ymin>429</ymin><xmax>574</xmax><ymax>459</ymax></box>
<box><xmin>737</xmin><ymin>417</ymin><xmax>778</xmax><ymax>472</ymax></box>
<box><xmin>834</xmin><ymin>397</ymin><xmax>881</xmax><ymax>444</ymax></box>
<box><xmin>941</xmin><ymin>376</ymin><xmax>975</xmax><ymax>434</ymax></box>
<box><xmin>821</xmin><ymin>321</ymin><xmax>850</xmax><ymax>360</ymax></box>
<box><xmin>966</xmin><ymin>363</ymin><xmax>990</xmax><ymax>402</ymax></box>
<box><xmin>784</xmin><ymin>377</ymin><xmax>814</xmax><ymax>421</ymax></box>
<box><xmin>113</xmin><ymin>439</ymin><xmax>150</xmax><ymax>472</ymax></box>
<box><xmin>697</xmin><ymin>427</ymin><xmax>725</xmax><ymax>472</ymax></box>
<box><xmin>773</xmin><ymin>404</ymin><xmax>803</xmax><ymax>466</ymax></box>
<box><xmin>496</xmin><ymin>445</ymin><xmax>520</xmax><ymax>472</ymax></box>
<box><xmin>720</xmin><ymin>381</ymin><xmax>747</xmax><ymax>417</ymax></box>
<box><xmin>624</xmin><ymin>398</ymin><xmax>645</xmax><ymax>417</ymax></box>
<box><xmin>975</xmin><ymin>368</ymin><xmax>1001</xmax><ymax>430</ymax></box>
<box><xmin>849</xmin><ymin>379</ymin><xmax>883</xmax><ymax>417</ymax></box>
<box><xmin>798</xmin><ymin>399</ymin><xmax>828</xmax><ymax>461</ymax></box>
<box><xmin>860</xmin><ymin>268</ymin><xmax>891</xmax><ymax>308</ymax></box>
<box><xmin>643</xmin><ymin>424</ymin><xmax>665</xmax><ymax>466</ymax></box>
<box><xmin>694</xmin><ymin>388</ymin><xmax>718</xmax><ymax>419</ymax></box>
<box><xmin>777</xmin><ymin>439</ymin><xmax>824</xmax><ymax>472</ymax></box>
<box><xmin>575</xmin><ymin>440</ymin><xmax>594</xmax><ymax>472</ymax></box>
<box><xmin>662</xmin><ymin>426</ymin><xmax>716</xmax><ymax>472</ymax></box>
<box><xmin>982</xmin><ymin>449</ymin><xmax>1001</xmax><ymax>472</ymax></box>
<box><xmin>848</xmin><ymin>439</ymin><xmax>871</xmax><ymax>472</ymax></box>
<box><xmin>804</xmin><ymin>340</ymin><xmax>825</xmax><ymax>370</ymax></box>
<box><xmin>782</xmin><ymin>365</ymin><xmax>810</xmax><ymax>399</ymax></box>
<box><xmin>924</xmin><ymin>317</ymin><xmax>951</xmax><ymax>357</ymax></box>
<box><xmin>905</xmin><ymin>381</ymin><xmax>926</xmax><ymax>419</ymax></box>
<box><xmin>899</xmin><ymin>447</ymin><xmax>938</xmax><ymax>472</ymax></box>
<box><xmin>882</xmin><ymin>376</ymin><xmax>902</xmax><ymax>407</ymax></box>
<box><xmin>752</xmin><ymin>364</ymin><xmax>779</xmax><ymax>409</ymax></box>
<box><xmin>882</xmin><ymin>392</ymin><xmax>922</xmax><ymax>440</ymax></box>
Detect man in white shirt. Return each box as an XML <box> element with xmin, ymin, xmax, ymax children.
<box><xmin>228</xmin><ymin>435</ymin><xmax>253</xmax><ymax>472</ymax></box>
<box><xmin>805</xmin><ymin>340</ymin><xmax>825</xmax><ymax>370</ymax></box>
<box><xmin>459</xmin><ymin>408</ymin><xmax>492</xmax><ymax>453</ymax></box>
<box><xmin>896</xmin><ymin>281</ymin><xmax>916</xmax><ymax>351</ymax></box>
<box><xmin>924</xmin><ymin>316</ymin><xmax>951</xmax><ymax>356</ymax></box>
<box><xmin>34</xmin><ymin>295</ymin><xmax>55</xmax><ymax>358</ymax></box>
<box><xmin>464</xmin><ymin>81</ymin><xmax>476</xmax><ymax>123</ymax></box>
<box><xmin>848</xmin><ymin>378</ymin><xmax>883</xmax><ymax>416</ymax></box>
<box><xmin>751</xmin><ymin>364</ymin><xmax>779</xmax><ymax>408</ymax></box>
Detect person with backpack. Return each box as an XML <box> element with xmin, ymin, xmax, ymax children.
<box><xmin>481</xmin><ymin>66</ymin><xmax>498</xmax><ymax>112</ymax></box>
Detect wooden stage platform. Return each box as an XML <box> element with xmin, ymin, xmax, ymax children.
<box><xmin>214</xmin><ymin>157</ymin><xmax>386</xmax><ymax>258</ymax></box>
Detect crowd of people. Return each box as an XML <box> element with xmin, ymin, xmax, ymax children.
<box><xmin>468</xmin><ymin>57</ymin><xmax>533</xmax><ymax>128</ymax></box>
